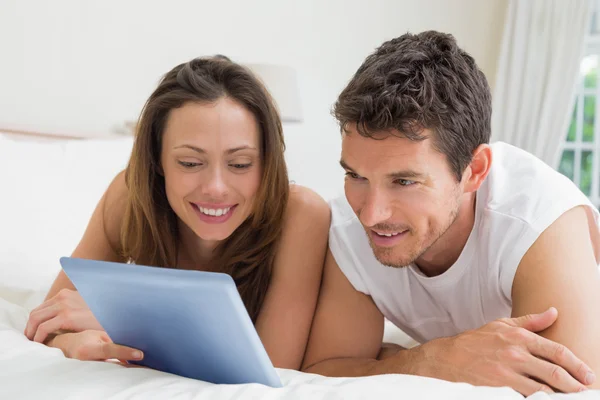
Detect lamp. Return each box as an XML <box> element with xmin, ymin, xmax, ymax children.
<box><xmin>245</xmin><ymin>63</ymin><xmax>303</xmax><ymax>123</ymax></box>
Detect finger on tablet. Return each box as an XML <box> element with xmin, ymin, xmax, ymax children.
<box><xmin>99</xmin><ymin>342</ymin><xmax>144</xmax><ymax>362</ymax></box>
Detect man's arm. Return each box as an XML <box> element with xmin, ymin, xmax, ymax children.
<box><xmin>301</xmin><ymin>249</ymin><xmax>386</xmax><ymax>374</ymax></box>
<box><xmin>302</xmin><ymin>248</ymin><xmax>594</xmax><ymax>395</ymax></box>
<box><xmin>512</xmin><ymin>205</ymin><xmax>600</xmax><ymax>389</ymax></box>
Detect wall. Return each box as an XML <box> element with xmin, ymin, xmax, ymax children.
<box><xmin>0</xmin><ymin>0</ymin><xmax>508</xmax><ymax>200</ymax></box>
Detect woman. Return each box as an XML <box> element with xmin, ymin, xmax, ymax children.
<box><xmin>23</xmin><ymin>55</ymin><xmax>330</xmax><ymax>371</ymax></box>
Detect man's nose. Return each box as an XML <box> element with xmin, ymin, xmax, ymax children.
<box><xmin>359</xmin><ymin>188</ymin><xmax>392</xmax><ymax>227</ymax></box>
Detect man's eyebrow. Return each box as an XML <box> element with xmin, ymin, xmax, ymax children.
<box><xmin>339</xmin><ymin>159</ymin><xmax>354</xmax><ymax>171</ymax></box>
<box><xmin>388</xmin><ymin>170</ymin><xmax>426</xmax><ymax>180</ymax></box>
<box><xmin>340</xmin><ymin>159</ymin><xmax>425</xmax><ymax>180</ymax></box>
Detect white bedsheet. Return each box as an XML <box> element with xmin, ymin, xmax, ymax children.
<box><xmin>0</xmin><ymin>293</ymin><xmax>598</xmax><ymax>400</ymax></box>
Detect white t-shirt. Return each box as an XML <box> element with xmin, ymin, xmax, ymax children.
<box><xmin>329</xmin><ymin>142</ymin><xmax>600</xmax><ymax>344</ymax></box>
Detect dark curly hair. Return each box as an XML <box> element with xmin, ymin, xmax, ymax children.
<box><xmin>333</xmin><ymin>31</ymin><xmax>492</xmax><ymax>181</ymax></box>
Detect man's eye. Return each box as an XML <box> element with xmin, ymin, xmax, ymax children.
<box><xmin>395</xmin><ymin>179</ymin><xmax>415</xmax><ymax>186</ymax></box>
<box><xmin>345</xmin><ymin>171</ymin><xmax>362</xmax><ymax>180</ymax></box>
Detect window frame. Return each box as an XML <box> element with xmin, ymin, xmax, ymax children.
<box><xmin>557</xmin><ymin>1</ymin><xmax>600</xmax><ymax>207</ymax></box>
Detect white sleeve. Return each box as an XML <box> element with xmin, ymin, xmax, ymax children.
<box><xmin>329</xmin><ymin>224</ymin><xmax>370</xmax><ymax>295</ymax></box>
<box><xmin>499</xmin><ymin>177</ymin><xmax>600</xmax><ymax>302</ymax></box>
<box><xmin>328</xmin><ymin>196</ymin><xmax>370</xmax><ymax>295</ymax></box>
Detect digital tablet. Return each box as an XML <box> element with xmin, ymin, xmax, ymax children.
<box><xmin>59</xmin><ymin>257</ymin><xmax>282</xmax><ymax>387</ymax></box>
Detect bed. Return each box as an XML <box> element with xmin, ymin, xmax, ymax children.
<box><xmin>0</xmin><ymin>128</ymin><xmax>597</xmax><ymax>399</ymax></box>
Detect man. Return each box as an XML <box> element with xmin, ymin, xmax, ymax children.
<box><xmin>301</xmin><ymin>31</ymin><xmax>600</xmax><ymax>396</ymax></box>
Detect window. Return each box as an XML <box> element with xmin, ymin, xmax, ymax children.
<box><xmin>558</xmin><ymin>1</ymin><xmax>600</xmax><ymax>206</ymax></box>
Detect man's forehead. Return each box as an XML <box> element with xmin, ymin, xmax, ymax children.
<box><xmin>342</xmin><ymin>130</ymin><xmax>432</xmax><ymax>157</ymax></box>
<box><xmin>340</xmin><ymin>130</ymin><xmax>444</xmax><ymax>175</ymax></box>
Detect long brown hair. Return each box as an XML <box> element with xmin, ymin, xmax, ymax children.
<box><xmin>120</xmin><ymin>55</ymin><xmax>289</xmax><ymax>322</ymax></box>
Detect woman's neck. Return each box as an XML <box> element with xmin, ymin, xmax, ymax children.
<box><xmin>177</xmin><ymin>219</ymin><xmax>221</xmax><ymax>270</ymax></box>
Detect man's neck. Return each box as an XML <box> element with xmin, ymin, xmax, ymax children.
<box><xmin>414</xmin><ymin>192</ymin><xmax>477</xmax><ymax>277</ymax></box>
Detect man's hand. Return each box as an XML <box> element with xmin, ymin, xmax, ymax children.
<box><xmin>25</xmin><ymin>289</ymin><xmax>103</xmax><ymax>343</ymax></box>
<box><xmin>410</xmin><ymin>308</ymin><xmax>593</xmax><ymax>395</ymax></box>
<box><xmin>47</xmin><ymin>330</ymin><xmax>143</xmax><ymax>363</ymax></box>
<box><xmin>302</xmin><ymin>250</ymin><xmax>593</xmax><ymax>395</ymax></box>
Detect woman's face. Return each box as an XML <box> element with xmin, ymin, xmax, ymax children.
<box><xmin>160</xmin><ymin>98</ymin><xmax>262</xmax><ymax>242</ymax></box>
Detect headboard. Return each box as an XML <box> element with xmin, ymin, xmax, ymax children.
<box><xmin>0</xmin><ymin>126</ymin><xmax>111</xmax><ymax>141</ymax></box>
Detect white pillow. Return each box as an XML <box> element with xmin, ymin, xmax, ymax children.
<box><xmin>0</xmin><ymin>134</ymin><xmax>133</xmax><ymax>295</ymax></box>
<box><xmin>59</xmin><ymin>137</ymin><xmax>134</xmax><ymax>261</ymax></box>
<box><xmin>0</xmin><ymin>135</ymin><xmax>67</xmax><ymax>291</ymax></box>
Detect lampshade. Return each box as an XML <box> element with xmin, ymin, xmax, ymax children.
<box><xmin>245</xmin><ymin>63</ymin><xmax>303</xmax><ymax>123</ymax></box>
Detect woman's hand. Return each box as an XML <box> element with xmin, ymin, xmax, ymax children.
<box><xmin>47</xmin><ymin>330</ymin><xmax>144</xmax><ymax>362</ymax></box>
<box><xmin>25</xmin><ymin>289</ymin><xmax>103</xmax><ymax>343</ymax></box>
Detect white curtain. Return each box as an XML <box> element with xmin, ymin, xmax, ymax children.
<box><xmin>491</xmin><ymin>0</ymin><xmax>593</xmax><ymax>167</ymax></box>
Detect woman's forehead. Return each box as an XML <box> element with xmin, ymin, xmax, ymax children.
<box><xmin>163</xmin><ymin>100</ymin><xmax>260</xmax><ymax>148</ymax></box>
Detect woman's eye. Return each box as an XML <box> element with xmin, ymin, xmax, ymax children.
<box><xmin>178</xmin><ymin>161</ymin><xmax>201</xmax><ymax>168</ymax></box>
<box><xmin>230</xmin><ymin>163</ymin><xmax>252</xmax><ymax>170</ymax></box>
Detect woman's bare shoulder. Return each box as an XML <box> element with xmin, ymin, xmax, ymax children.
<box><xmin>102</xmin><ymin>170</ymin><xmax>129</xmax><ymax>251</ymax></box>
<box><xmin>69</xmin><ymin>169</ymin><xmax>130</xmax><ymax>263</ymax></box>
<box><xmin>284</xmin><ymin>184</ymin><xmax>331</xmax><ymax>232</ymax></box>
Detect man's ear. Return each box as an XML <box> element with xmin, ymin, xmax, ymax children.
<box><xmin>462</xmin><ymin>144</ymin><xmax>492</xmax><ymax>193</ymax></box>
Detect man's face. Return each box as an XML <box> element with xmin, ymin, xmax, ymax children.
<box><xmin>341</xmin><ymin>127</ymin><xmax>464</xmax><ymax>268</ymax></box>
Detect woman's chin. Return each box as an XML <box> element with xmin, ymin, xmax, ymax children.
<box><xmin>195</xmin><ymin>231</ymin><xmax>235</xmax><ymax>242</ymax></box>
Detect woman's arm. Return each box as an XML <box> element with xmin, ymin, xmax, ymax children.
<box><xmin>45</xmin><ymin>170</ymin><xmax>128</xmax><ymax>299</ymax></box>
<box><xmin>25</xmin><ymin>171</ymin><xmax>129</xmax><ymax>342</ymax></box>
<box><xmin>254</xmin><ymin>185</ymin><xmax>331</xmax><ymax>370</ymax></box>
<box><xmin>46</xmin><ymin>329</ymin><xmax>144</xmax><ymax>363</ymax></box>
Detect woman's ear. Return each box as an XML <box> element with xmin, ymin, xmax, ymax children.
<box><xmin>462</xmin><ymin>144</ymin><xmax>492</xmax><ymax>193</ymax></box>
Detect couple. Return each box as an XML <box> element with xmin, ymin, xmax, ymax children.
<box><xmin>24</xmin><ymin>31</ymin><xmax>600</xmax><ymax>396</ymax></box>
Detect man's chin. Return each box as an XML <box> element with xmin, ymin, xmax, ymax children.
<box><xmin>375</xmin><ymin>256</ymin><xmax>411</xmax><ymax>269</ymax></box>
<box><xmin>369</xmin><ymin>243</ymin><xmax>412</xmax><ymax>268</ymax></box>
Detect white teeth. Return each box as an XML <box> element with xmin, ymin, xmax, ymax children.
<box><xmin>198</xmin><ymin>206</ymin><xmax>231</xmax><ymax>216</ymax></box>
<box><xmin>376</xmin><ymin>232</ymin><xmax>399</xmax><ymax>237</ymax></box>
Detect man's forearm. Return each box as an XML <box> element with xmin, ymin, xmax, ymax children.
<box><xmin>377</xmin><ymin>342</ymin><xmax>405</xmax><ymax>360</ymax></box>
<box><xmin>303</xmin><ymin>345</ymin><xmax>425</xmax><ymax>377</ymax></box>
